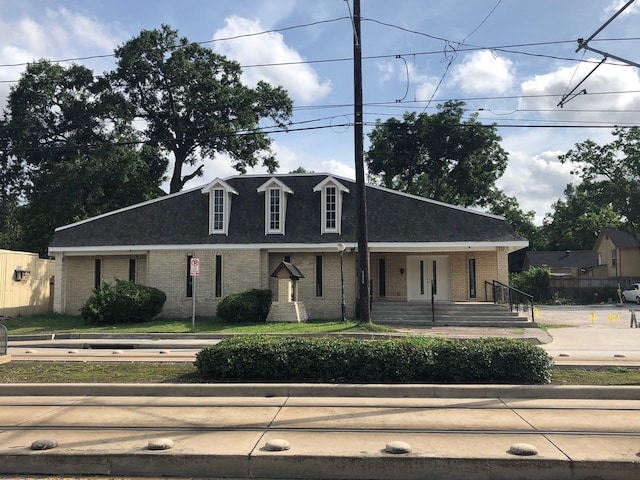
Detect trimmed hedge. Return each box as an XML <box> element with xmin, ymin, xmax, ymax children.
<box><xmin>194</xmin><ymin>336</ymin><xmax>553</xmax><ymax>384</ymax></box>
<box><xmin>81</xmin><ymin>280</ymin><xmax>166</xmax><ymax>325</ymax></box>
<box><xmin>216</xmin><ymin>289</ymin><xmax>272</xmax><ymax>323</ymax></box>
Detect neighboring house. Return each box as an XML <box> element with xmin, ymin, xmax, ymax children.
<box><xmin>48</xmin><ymin>173</ymin><xmax>527</xmax><ymax>319</ymax></box>
<box><xmin>593</xmin><ymin>227</ymin><xmax>640</xmax><ymax>278</ymax></box>
<box><xmin>0</xmin><ymin>249</ymin><xmax>55</xmax><ymax>317</ymax></box>
<box><xmin>522</xmin><ymin>250</ymin><xmax>599</xmax><ymax>277</ymax></box>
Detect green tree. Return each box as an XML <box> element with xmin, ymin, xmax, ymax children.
<box><xmin>5</xmin><ymin>60</ymin><xmax>165</xmax><ymax>255</ymax></box>
<box><xmin>486</xmin><ymin>190</ymin><xmax>542</xmax><ymax>272</ymax></box>
<box><xmin>109</xmin><ymin>25</ymin><xmax>293</xmax><ymax>193</ymax></box>
<box><xmin>289</xmin><ymin>166</ymin><xmax>313</xmax><ymax>174</ymax></box>
<box><xmin>365</xmin><ymin>101</ymin><xmax>508</xmax><ymax>207</ymax></box>
<box><xmin>488</xmin><ymin>190</ymin><xmax>541</xmax><ymax>247</ymax></box>
<box><xmin>541</xmin><ymin>183</ymin><xmax>621</xmax><ymax>251</ymax></box>
<box><xmin>559</xmin><ymin>127</ymin><xmax>640</xmax><ymax>238</ymax></box>
<box><xmin>0</xmin><ymin>117</ymin><xmax>23</xmax><ymax>249</ymax></box>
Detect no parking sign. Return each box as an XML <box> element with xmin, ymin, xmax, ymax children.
<box><xmin>190</xmin><ymin>257</ymin><xmax>200</xmax><ymax>276</ymax></box>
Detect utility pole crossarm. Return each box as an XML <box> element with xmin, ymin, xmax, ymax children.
<box><xmin>576</xmin><ymin>40</ymin><xmax>640</xmax><ymax>69</ymax></box>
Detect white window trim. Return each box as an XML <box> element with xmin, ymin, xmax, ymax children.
<box><xmin>313</xmin><ymin>176</ymin><xmax>349</xmax><ymax>235</ymax></box>
<box><xmin>267</xmin><ymin>187</ymin><xmax>284</xmax><ymax>234</ymax></box>
<box><xmin>323</xmin><ymin>186</ymin><xmax>338</xmax><ymax>233</ymax></box>
<box><xmin>201</xmin><ymin>178</ymin><xmax>238</xmax><ymax>235</ymax></box>
<box><xmin>257</xmin><ymin>177</ymin><xmax>293</xmax><ymax>236</ymax></box>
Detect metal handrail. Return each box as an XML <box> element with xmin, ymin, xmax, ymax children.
<box><xmin>431</xmin><ymin>279</ymin><xmax>435</xmax><ymax>322</ymax></box>
<box><xmin>485</xmin><ymin>280</ymin><xmax>535</xmax><ymax>322</ymax></box>
<box><xmin>0</xmin><ymin>323</ymin><xmax>7</xmax><ymax>356</ymax></box>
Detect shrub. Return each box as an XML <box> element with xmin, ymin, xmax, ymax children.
<box><xmin>194</xmin><ymin>336</ymin><xmax>553</xmax><ymax>384</ymax></box>
<box><xmin>216</xmin><ymin>289</ymin><xmax>272</xmax><ymax>323</ymax></box>
<box><xmin>81</xmin><ymin>280</ymin><xmax>166</xmax><ymax>325</ymax></box>
<box><xmin>510</xmin><ymin>266</ymin><xmax>550</xmax><ymax>302</ymax></box>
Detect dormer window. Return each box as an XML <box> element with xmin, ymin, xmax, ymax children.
<box><xmin>213</xmin><ymin>188</ymin><xmax>225</xmax><ymax>232</ymax></box>
<box><xmin>313</xmin><ymin>176</ymin><xmax>349</xmax><ymax>234</ymax></box>
<box><xmin>201</xmin><ymin>178</ymin><xmax>238</xmax><ymax>235</ymax></box>
<box><xmin>325</xmin><ymin>186</ymin><xmax>337</xmax><ymax>231</ymax></box>
<box><xmin>269</xmin><ymin>187</ymin><xmax>282</xmax><ymax>232</ymax></box>
<box><xmin>257</xmin><ymin>177</ymin><xmax>293</xmax><ymax>235</ymax></box>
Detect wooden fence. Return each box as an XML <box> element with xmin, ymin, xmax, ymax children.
<box><xmin>549</xmin><ymin>276</ymin><xmax>637</xmax><ymax>301</ymax></box>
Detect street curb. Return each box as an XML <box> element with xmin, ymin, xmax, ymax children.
<box><xmin>2</xmin><ymin>383</ymin><xmax>640</xmax><ymax>399</ymax></box>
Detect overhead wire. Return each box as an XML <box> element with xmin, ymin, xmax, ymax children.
<box><xmin>1</xmin><ymin>9</ymin><xmax>638</xmax><ymax>153</ymax></box>
<box><xmin>421</xmin><ymin>0</ymin><xmax>503</xmax><ymax>112</ymax></box>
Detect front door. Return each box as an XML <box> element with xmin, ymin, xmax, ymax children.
<box><xmin>406</xmin><ymin>255</ymin><xmax>450</xmax><ymax>301</ymax></box>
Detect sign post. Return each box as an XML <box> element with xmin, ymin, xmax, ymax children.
<box><xmin>190</xmin><ymin>257</ymin><xmax>200</xmax><ymax>332</ymax></box>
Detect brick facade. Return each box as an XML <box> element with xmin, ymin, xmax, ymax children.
<box><xmin>55</xmin><ymin>247</ymin><xmax>508</xmax><ymax>318</ymax></box>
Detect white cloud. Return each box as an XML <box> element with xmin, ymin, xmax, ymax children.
<box><xmin>604</xmin><ymin>0</ymin><xmax>640</xmax><ymax>18</ymax></box>
<box><xmin>212</xmin><ymin>16</ymin><xmax>331</xmax><ymax>103</ymax></box>
<box><xmin>450</xmin><ymin>50</ymin><xmax>515</xmax><ymax>94</ymax></box>
<box><xmin>53</xmin><ymin>8</ymin><xmax>121</xmax><ymax>52</ymax></box>
<box><xmin>520</xmin><ymin>59</ymin><xmax>640</xmax><ymax>124</ymax></box>
<box><xmin>497</xmin><ymin>144</ymin><xmax>578</xmax><ymax>224</ymax></box>
<box><xmin>0</xmin><ymin>7</ymin><xmax>121</xmax><ymax>110</ymax></box>
<box><xmin>499</xmin><ymin>57</ymin><xmax>640</xmax><ymax>223</ymax></box>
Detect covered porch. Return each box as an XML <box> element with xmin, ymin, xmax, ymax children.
<box><xmin>368</xmin><ymin>247</ymin><xmax>513</xmax><ymax>304</ymax></box>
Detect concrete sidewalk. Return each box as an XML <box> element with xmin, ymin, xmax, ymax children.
<box><xmin>0</xmin><ymin>385</ymin><xmax>639</xmax><ymax>480</ymax></box>
<box><xmin>2</xmin><ymin>306</ymin><xmax>640</xmax><ymax>479</ymax></box>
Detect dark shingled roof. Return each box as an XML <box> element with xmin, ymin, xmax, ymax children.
<box><xmin>50</xmin><ymin>174</ymin><xmax>524</xmax><ymax>248</ymax></box>
<box><xmin>602</xmin><ymin>226</ymin><xmax>640</xmax><ymax>249</ymax></box>
<box><xmin>524</xmin><ymin>250</ymin><xmax>598</xmax><ymax>269</ymax></box>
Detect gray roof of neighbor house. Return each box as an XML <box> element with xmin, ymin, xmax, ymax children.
<box><xmin>601</xmin><ymin>226</ymin><xmax>640</xmax><ymax>248</ymax></box>
<box><xmin>49</xmin><ymin>174</ymin><xmax>526</xmax><ymax>250</ymax></box>
<box><xmin>524</xmin><ymin>250</ymin><xmax>598</xmax><ymax>269</ymax></box>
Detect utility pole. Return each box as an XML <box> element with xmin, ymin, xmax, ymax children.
<box><xmin>352</xmin><ymin>0</ymin><xmax>370</xmax><ymax>323</ymax></box>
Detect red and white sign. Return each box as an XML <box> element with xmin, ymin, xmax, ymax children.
<box><xmin>190</xmin><ymin>257</ymin><xmax>200</xmax><ymax>276</ymax></box>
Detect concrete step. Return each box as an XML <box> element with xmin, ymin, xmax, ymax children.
<box><xmin>371</xmin><ymin>301</ymin><xmax>533</xmax><ymax>327</ymax></box>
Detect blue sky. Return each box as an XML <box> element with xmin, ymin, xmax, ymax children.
<box><xmin>1</xmin><ymin>0</ymin><xmax>639</xmax><ymax>224</ymax></box>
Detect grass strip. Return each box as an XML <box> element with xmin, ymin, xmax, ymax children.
<box><xmin>1</xmin><ymin>362</ymin><xmax>639</xmax><ymax>385</ymax></box>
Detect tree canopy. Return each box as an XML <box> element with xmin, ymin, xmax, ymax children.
<box><xmin>541</xmin><ymin>183</ymin><xmax>621</xmax><ymax>251</ymax></box>
<box><xmin>110</xmin><ymin>24</ymin><xmax>293</xmax><ymax>193</ymax></box>
<box><xmin>1</xmin><ymin>25</ymin><xmax>294</xmax><ymax>255</ymax></box>
<box><xmin>365</xmin><ymin>101</ymin><xmax>508</xmax><ymax>207</ymax></box>
<box><xmin>559</xmin><ymin>127</ymin><xmax>640</xmax><ymax>238</ymax></box>
<box><xmin>3</xmin><ymin>60</ymin><xmax>165</xmax><ymax>255</ymax></box>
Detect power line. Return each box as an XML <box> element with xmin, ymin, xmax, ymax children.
<box><xmin>6</xmin><ymin>118</ymin><xmax>639</xmax><ymax>156</ymax></box>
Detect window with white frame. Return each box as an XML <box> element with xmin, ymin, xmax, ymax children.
<box><xmin>201</xmin><ymin>178</ymin><xmax>238</xmax><ymax>235</ymax></box>
<box><xmin>313</xmin><ymin>176</ymin><xmax>349</xmax><ymax>234</ymax></box>
<box><xmin>212</xmin><ymin>188</ymin><xmax>225</xmax><ymax>232</ymax></box>
<box><xmin>269</xmin><ymin>188</ymin><xmax>281</xmax><ymax>232</ymax></box>
<box><xmin>257</xmin><ymin>177</ymin><xmax>292</xmax><ymax>235</ymax></box>
<box><xmin>325</xmin><ymin>186</ymin><xmax>337</xmax><ymax>231</ymax></box>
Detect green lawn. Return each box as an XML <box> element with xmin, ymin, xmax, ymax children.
<box><xmin>2</xmin><ymin>312</ymin><xmax>393</xmax><ymax>335</ymax></box>
<box><xmin>1</xmin><ymin>362</ymin><xmax>639</xmax><ymax>385</ymax></box>
<box><xmin>3</xmin><ymin>313</ymin><xmax>640</xmax><ymax>386</ymax></box>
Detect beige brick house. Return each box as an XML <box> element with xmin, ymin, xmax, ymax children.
<box><xmin>49</xmin><ymin>173</ymin><xmax>527</xmax><ymax>319</ymax></box>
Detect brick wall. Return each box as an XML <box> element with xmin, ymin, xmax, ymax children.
<box><xmin>268</xmin><ymin>251</ymin><xmax>356</xmax><ymax>319</ymax></box>
<box><xmin>57</xmin><ymin>247</ymin><xmax>508</xmax><ymax>317</ymax></box>
<box><xmin>63</xmin><ymin>257</ymin><xmax>96</xmax><ymax>314</ymax></box>
<box><xmin>370</xmin><ymin>252</ymin><xmax>408</xmax><ymax>301</ymax></box>
<box><xmin>148</xmin><ymin>249</ymin><xmax>264</xmax><ymax>318</ymax></box>
<box><xmin>61</xmin><ymin>255</ymin><xmax>148</xmax><ymax>315</ymax></box>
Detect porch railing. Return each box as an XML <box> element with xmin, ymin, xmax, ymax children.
<box><xmin>485</xmin><ymin>280</ymin><xmax>535</xmax><ymax>322</ymax></box>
